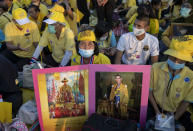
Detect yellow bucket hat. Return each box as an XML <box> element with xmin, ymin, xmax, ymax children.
<box><xmin>49</xmin><ymin>4</ymin><xmax>65</xmax><ymax>13</ymax></box>
<box><xmin>12</xmin><ymin>8</ymin><xmax>30</xmax><ymax>25</ymax></box>
<box><xmin>164</xmin><ymin>35</ymin><xmax>193</xmax><ymax>62</ymax></box>
<box><xmin>44</xmin><ymin>12</ymin><xmax>66</xmax><ymax>24</ymax></box>
<box><xmin>78</xmin><ymin>30</ymin><xmax>96</xmax><ymax>42</ymax></box>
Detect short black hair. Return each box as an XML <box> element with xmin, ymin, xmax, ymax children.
<box><xmin>135</xmin><ymin>15</ymin><xmax>150</xmax><ymax>26</ymax></box>
<box><xmin>76</xmin><ymin>41</ymin><xmax>99</xmax><ymax>56</ymax></box>
<box><xmin>137</xmin><ymin>4</ymin><xmax>150</xmax><ymax>17</ymax></box>
<box><xmin>28</xmin><ymin>4</ymin><xmax>40</xmax><ymax>12</ymax></box>
<box><xmin>94</xmin><ymin>21</ymin><xmax>110</xmax><ymax>39</ymax></box>
<box><xmin>115</xmin><ymin>74</ymin><xmax>121</xmax><ymax>78</ymax></box>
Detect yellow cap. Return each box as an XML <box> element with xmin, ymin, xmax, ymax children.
<box><xmin>49</xmin><ymin>4</ymin><xmax>65</xmax><ymax>13</ymax></box>
<box><xmin>44</xmin><ymin>12</ymin><xmax>66</xmax><ymax>24</ymax></box>
<box><xmin>78</xmin><ymin>30</ymin><xmax>96</xmax><ymax>42</ymax></box>
<box><xmin>164</xmin><ymin>35</ymin><xmax>193</xmax><ymax>62</ymax></box>
<box><xmin>12</xmin><ymin>8</ymin><xmax>30</xmax><ymax>25</ymax></box>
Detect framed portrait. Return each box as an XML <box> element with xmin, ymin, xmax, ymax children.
<box><xmin>89</xmin><ymin>65</ymin><xmax>151</xmax><ymax>128</ymax></box>
<box><xmin>32</xmin><ymin>65</ymin><xmax>90</xmax><ymax>131</ymax></box>
<box><xmin>171</xmin><ymin>23</ymin><xmax>193</xmax><ymax>39</ymax></box>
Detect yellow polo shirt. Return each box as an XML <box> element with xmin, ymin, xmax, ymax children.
<box><xmin>5</xmin><ymin>21</ymin><xmax>40</xmax><ymax>58</ymax></box>
<box><xmin>71</xmin><ymin>53</ymin><xmax>111</xmax><ymax>65</ymax></box>
<box><xmin>0</xmin><ymin>12</ymin><xmax>12</xmax><ymax>32</ymax></box>
<box><xmin>39</xmin><ymin>27</ymin><xmax>75</xmax><ymax>63</ymax></box>
<box><xmin>150</xmin><ymin>62</ymin><xmax>193</xmax><ymax>112</ymax></box>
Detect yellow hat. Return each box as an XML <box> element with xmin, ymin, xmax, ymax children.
<box><xmin>12</xmin><ymin>8</ymin><xmax>30</xmax><ymax>25</ymax></box>
<box><xmin>78</xmin><ymin>30</ymin><xmax>96</xmax><ymax>42</ymax></box>
<box><xmin>44</xmin><ymin>12</ymin><xmax>66</xmax><ymax>24</ymax></box>
<box><xmin>164</xmin><ymin>35</ymin><xmax>193</xmax><ymax>62</ymax></box>
<box><xmin>49</xmin><ymin>4</ymin><xmax>65</xmax><ymax>13</ymax></box>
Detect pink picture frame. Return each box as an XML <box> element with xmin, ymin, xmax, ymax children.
<box><xmin>32</xmin><ymin>64</ymin><xmax>151</xmax><ymax>130</ymax></box>
<box><xmin>89</xmin><ymin>64</ymin><xmax>151</xmax><ymax>128</ymax></box>
<box><xmin>32</xmin><ymin>65</ymin><xmax>90</xmax><ymax>131</ymax></box>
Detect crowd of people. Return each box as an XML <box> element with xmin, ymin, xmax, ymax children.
<box><xmin>0</xmin><ymin>0</ymin><xmax>193</xmax><ymax>130</ymax></box>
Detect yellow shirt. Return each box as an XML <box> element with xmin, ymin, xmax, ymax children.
<box><xmin>150</xmin><ymin>62</ymin><xmax>193</xmax><ymax>112</ymax></box>
<box><xmin>69</xmin><ymin>0</ymin><xmax>78</xmax><ymax>12</ymax></box>
<box><xmin>39</xmin><ymin>27</ymin><xmax>75</xmax><ymax>63</ymax></box>
<box><xmin>0</xmin><ymin>12</ymin><xmax>12</xmax><ymax>32</ymax></box>
<box><xmin>172</xmin><ymin>5</ymin><xmax>181</xmax><ymax>20</ymax></box>
<box><xmin>96</xmin><ymin>31</ymin><xmax>113</xmax><ymax>48</ymax></box>
<box><xmin>39</xmin><ymin>3</ymin><xmax>49</xmax><ymax>17</ymax></box>
<box><xmin>65</xmin><ymin>12</ymin><xmax>78</xmax><ymax>36</ymax></box>
<box><xmin>149</xmin><ymin>18</ymin><xmax>159</xmax><ymax>35</ymax></box>
<box><xmin>109</xmin><ymin>83</ymin><xmax>129</xmax><ymax>104</ymax></box>
<box><xmin>125</xmin><ymin>6</ymin><xmax>138</xmax><ymax>19</ymax></box>
<box><xmin>8</xmin><ymin>1</ymin><xmax>20</xmax><ymax>14</ymax></box>
<box><xmin>5</xmin><ymin>21</ymin><xmax>40</xmax><ymax>58</ymax></box>
<box><xmin>123</xmin><ymin>0</ymin><xmax>136</xmax><ymax>9</ymax></box>
<box><xmin>161</xmin><ymin>25</ymin><xmax>171</xmax><ymax>47</ymax></box>
<box><xmin>71</xmin><ymin>53</ymin><xmax>111</xmax><ymax>65</ymax></box>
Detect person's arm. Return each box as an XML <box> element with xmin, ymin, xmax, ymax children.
<box><xmin>175</xmin><ymin>101</ymin><xmax>189</xmax><ymax>120</ymax></box>
<box><xmin>66</xmin><ymin>4</ymin><xmax>74</xmax><ymax>20</ymax></box>
<box><xmin>151</xmin><ymin>55</ymin><xmax>158</xmax><ymax>64</ymax></box>
<box><xmin>149</xmin><ymin>90</ymin><xmax>161</xmax><ymax>114</ymax></box>
<box><xmin>6</xmin><ymin>42</ymin><xmax>30</xmax><ymax>51</ymax></box>
<box><xmin>161</xmin><ymin>26</ymin><xmax>171</xmax><ymax>47</ymax></box>
<box><xmin>115</xmin><ymin>50</ymin><xmax>123</xmax><ymax>64</ymax></box>
<box><xmin>60</xmin><ymin>50</ymin><xmax>73</xmax><ymax>66</ymax></box>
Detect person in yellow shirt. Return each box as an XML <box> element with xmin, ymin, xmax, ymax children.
<box><xmin>31</xmin><ymin>11</ymin><xmax>75</xmax><ymax>67</ymax></box>
<box><xmin>148</xmin><ymin>0</ymin><xmax>161</xmax><ymax>37</ymax></box>
<box><xmin>31</xmin><ymin>0</ymin><xmax>48</xmax><ymax>16</ymax></box>
<box><xmin>0</xmin><ymin>2</ymin><xmax>12</xmax><ymax>32</ymax></box>
<box><xmin>109</xmin><ymin>74</ymin><xmax>129</xmax><ymax>118</ymax></box>
<box><xmin>94</xmin><ymin>21</ymin><xmax>117</xmax><ymax>60</ymax></box>
<box><xmin>52</xmin><ymin>2</ymin><xmax>78</xmax><ymax>36</ymax></box>
<box><xmin>161</xmin><ymin>2</ymin><xmax>193</xmax><ymax>47</ymax></box>
<box><xmin>1</xmin><ymin>8</ymin><xmax>40</xmax><ymax>71</ymax></box>
<box><xmin>71</xmin><ymin>29</ymin><xmax>111</xmax><ymax>65</ymax></box>
<box><xmin>148</xmin><ymin>36</ymin><xmax>193</xmax><ymax>130</ymax></box>
<box><xmin>28</xmin><ymin>4</ymin><xmax>47</xmax><ymax>34</ymax></box>
<box><xmin>2</xmin><ymin>0</ymin><xmax>20</xmax><ymax>14</ymax></box>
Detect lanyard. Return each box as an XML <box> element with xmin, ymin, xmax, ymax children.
<box><xmin>80</xmin><ymin>56</ymin><xmax>94</xmax><ymax>65</ymax></box>
<box><xmin>162</xmin><ymin>72</ymin><xmax>174</xmax><ymax>113</ymax></box>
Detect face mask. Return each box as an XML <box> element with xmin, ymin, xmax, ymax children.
<box><xmin>48</xmin><ymin>25</ymin><xmax>56</xmax><ymax>34</ymax></box>
<box><xmin>167</xmin><ymin>59</ymin><xmax>185</xmax><ymax>70</ymax></box>
<box><xmin>79</xmin><ymin>48</ymin><xmax>94</xmax><ymax>58</ymax></box>
<box><xmin>180</xmin><ymin>7</ymin><xmax>191</xmax><ymax>18</ymax></box>
<box><xmin>100</xmin><ymin>35</ymin><xmax>108</xmax><ymax>41</ymax></box>
<box><xmin>133</xmin><ymin>27</ymin><xmax>145</xmax><ymax>36</ymax></box>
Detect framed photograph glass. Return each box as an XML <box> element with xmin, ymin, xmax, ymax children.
<box><xmin>89</xmin><ymin>65</ymin><xmax>151</xmax><ymax>128</ymax></box>
<box><xmin>171</xmin><ymin>23</ymin><xmax>193</xmax><ymax>38</ymax></box>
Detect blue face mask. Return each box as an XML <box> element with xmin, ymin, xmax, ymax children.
<box><xmin>167</xmin><ymin>59</ymin><xmax>185</xmax><ymax>70</ymax></box>
<box><xmin>79</xmin><ymin>48</ymin><xmax>94</xmax><ymax>58</ymax></box>
<box><xmin>48</xmin><ymin>25</ymin><xmax>56</xmax><ymax>34</ymax></box>
<box><xmin>180</xmin><ymin>7</ymin><xmax>191</xmax><ymax>18</ymax></box>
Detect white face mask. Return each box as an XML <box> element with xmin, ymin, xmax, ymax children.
<box><xmin>133</xmin><ymin>27</ymin><xmax>145</xmax><ymax>36</ymax></box>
